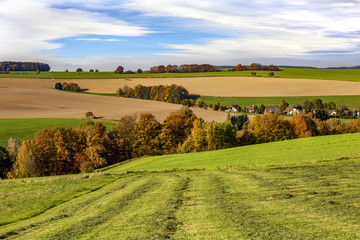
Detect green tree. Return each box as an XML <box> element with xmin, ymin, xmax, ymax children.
<box><xmin>0</xmin><ymin>146</ymin><xmax>11</xmax><ymax>178</ymax></box>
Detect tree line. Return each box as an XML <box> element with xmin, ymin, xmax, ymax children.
<box><xmin>233</xmin><ymin>63</ymin><xmax>279</xmax><ymax>71</ymax></box>
<box><xmin>0</xmin><ymin>61</ymin><xmax>50</xmax><ymax>72</ymax></box>
<box><xmin>3</xmin><ymin>108</ymin><xmax>360</xmax><ymax>179</ymax></box>
<box><xmin>117</xmin><ymin>84</ymin><xmax>189</xmax><ymax>104</ymax></box>
<box><xmin>149</xmin><ymin>64</ymin><xmax>216</xmax><ymax>73</ymax></box>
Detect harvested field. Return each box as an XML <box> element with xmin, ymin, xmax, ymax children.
<box><xmin>36</xmin><ymin>76</ymin><xmax>360</xmax><ymax>97</ymax></box>
<box><xmin>0</xmin><ymin>78</ymin><xmax>228</xmax><ymax>121</ymax></box>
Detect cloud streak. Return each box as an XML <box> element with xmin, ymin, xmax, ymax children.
<box><xmin>0</xmin><ymin>0</ymin><xmax>359</xmax><ymax>68</ymax></box>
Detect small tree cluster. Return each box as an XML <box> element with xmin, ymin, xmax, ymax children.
<box><xmin>117</xmin><ymin>84</ymin><xmax>189</xmax><ymax>104</ymax></box>
<box><xmin>150</xmin><ymin>64</ymin><xmax>216</xmax><ymax>73</ymax></box>
<box><xmin>57</xmin><ymin>82</ymin><xmax>81</xmax><ymax>92</ymax></box>
<box><xmin>233</xmin><ymin>63</ymin><xmax>279</xmax><ymax>71</ymax></box>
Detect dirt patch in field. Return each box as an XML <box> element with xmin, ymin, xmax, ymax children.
<box><xmin>34</xmin><ymin>77</ymin><xmax>360</xmax><ymax>97</ymax></box>
<box><xmin>0</xmin><ymin>78</ymin><xmax>229</xmax><ymax>121</ymax></box>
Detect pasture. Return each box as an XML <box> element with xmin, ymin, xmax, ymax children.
<box><xmin>105</xmin><ymin>133</ymin><xmax>360</xmax><ymax>173</ymax></box>
<box><xmin>0</xmin><ymin>118</ymin><xmax>117</xmax><ymax>147</ymax></box>
<box><xmin>1</xmin><ymin>68</ymin><xmax>360</xmax><ymax>81</ymax></box>
<box><xmin>1</xmin><ymin>147</ymin><xmax>360</xmax><ymax>238</ymax></box>
<box><xmin>199</xmin><ymin>95</ymin><xmax>360</xmax><ymax>110</ymax></box>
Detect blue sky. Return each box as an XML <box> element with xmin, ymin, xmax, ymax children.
<box><xmin>0</xmin><ymin>0</ymin><xmax>359</xmax><ymax>71</ymax></box>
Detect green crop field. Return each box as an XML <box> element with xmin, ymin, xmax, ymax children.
<box><xmin>1</xmin><ymin>68</ymin><xmax>360</xmax><ymax>81</ymax></box>
<box><xmin>105</xmin><ymin>133</ymin><xmax>360</xmax><ymax>173</ymax></box>
<box><xmin>199</xmin><ymin>95</ymin><xmax>360</xmax><ymax>110</ymax></box>
<box><xmin>0</xmin><ymin>118</ymin><xmax>117</xmax><ymax>147</ymax></box>
<box><xmin>1</xmin><ymin>153</ymin><xmax>360</xmax><ymax>238</ymax></box>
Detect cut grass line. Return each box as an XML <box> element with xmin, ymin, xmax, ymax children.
<box><xmin>148</xmin><ymin>175</ymin><xmax>191</xmax><ymax>239</ymax></box>
<box><xmin>48</xmin><ymin>177</ymin><xmax>160</xmax><ymax>240</ymax></box>
<box><xmin>0</xmin><ymin>175</ymin><xmax>140</xmax><ymax>239</ymax></box>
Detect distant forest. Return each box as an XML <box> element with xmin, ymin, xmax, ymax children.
<box><xmin>0</xmin><ymin>61</ymin><xmax>50</xmax><ymax>71</ymax></box>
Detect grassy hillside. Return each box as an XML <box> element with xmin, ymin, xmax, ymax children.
<box><xmin>1</xmin><ymin>159</ymin><xmax>360</xmax><ymax>239</ymax></box>
<box><xmin>1</xmin><ymin>68</ymin><xmax>360</xmax><ymax>81</ymax></box>
<box><xmin>105</xmin><ymin>133</ymin><xmax>360</xmax><ymax>173</ymax></box>
<box><xmin>0</xmin><ymin>118</ymin><xmax>116</xmax><ymax>147</ymax></box>
<box><xmin>200</xmin><ymin>95</ymin><xmax>360</xmax><ymax>110</ymax></box>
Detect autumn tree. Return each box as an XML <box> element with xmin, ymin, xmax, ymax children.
<box><xmin>279</xmin><ymin>100</ymin><xmax>289</xmax><ymax>112</ymax></box>
<box><xmin>114</xmin><ymin>66</ymin><xmax>124</xmax><ymax>74</ymax></box>
<box><xmin>31</xmin><ymin>129</ymin><xmax>56</xmax><ymax>176</ymax></box>
<box><xmin>110</xmin><ymin>116</ymin><xmax>137</xmax><ymax>163</ymax></box>
<box><xmin>247</xmin><ymin>113</ymin><xmax>295</xmax><ymax>143</ymax></box>
<box><xmin>6</xmin><ymin>137</ymin><xmax>21</xmax><ymax>162</ymax></box>
<box><xmin>83</xmin><ymin>123</ymin><xmax>111</xmax><ymax>170</ymax></box>
<box><xmin>11</xmin><ymin>139</ymin><xmax>36</xmax><ymax>178</ymax></box>
<box><xmin>179</xmin><ymin>119</ymin><xmax>207</xmax><ymax>153</ymax></box>
<box><xmin>85</xmin><ymin>111</ymin><xmax>94</xmax><ymax>120</ymax></box>
<box><xmin>159</xmin><ymin>107</ymin><xmax>197</xmax><ymax>154</ymax></box>
<box><xmin>133</xmin><ymin>113</ymin><xmax>161</xmax><ymax>156</ymax></box>
<box><xmin>290</xmin><ymin>114</ymin><xmax>318</xmax><ymax>138</ymax></box>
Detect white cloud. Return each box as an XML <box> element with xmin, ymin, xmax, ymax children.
<box><xmin>124</xmin><ymin>0</ymin><xmax>359</xmax><ymax>62</ymax></box>
<box><xmin>75</xmin><ymin>38</ymin><xmax>127</xmax><ymax>42</ymax></box>
<box><xmin>0</xmin><ymin>0</ymin><xmax>150</xmax><ymax>60</ymax></box>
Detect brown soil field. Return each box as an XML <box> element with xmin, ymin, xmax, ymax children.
<box><xmin>39</xmin><ymin>77</ymin><xmax>360</xmax><ymax>97</ymax></box>
<box><xmin>3</xmin><ymin>76</ymin><xmax>360</xmax><ymax>121</ymax></box>
<box><xmin>0</xmin><ymin>78</ymin><xmax>228</xmax><ymax>121</ymax></box>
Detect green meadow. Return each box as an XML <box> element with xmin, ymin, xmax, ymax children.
<box><xmin>199</xmin><ymin>95</ymin><xmax>360</xmax><ymax>110</ymax></box>
<box><xmin>105</xmin><ymin>133</ymin><xmax>360</xmax><ymax>173</ymax></box>
<box><xmin>0</xmin><ymin>118</ymin><xmax>116</xmax><ymax>147</ymax></box>
<box><xmin>1</xmin><ymin>134</ymin><xmax>360</xmax><ymax>239</ymax></box>
<box><xmin>1</xmin><ymin>68</ymin><xmax>360</xmax><ymax>81</ymax></box>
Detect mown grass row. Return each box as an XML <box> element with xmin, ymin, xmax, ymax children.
<box><xmin>1</xmin><ymin>158</ymin><xmax>360</xmax><ymax>239</ymax></box>
<box><xmin>1</xmin><ymin>68</ymin><xmax>360</xmax><ymax>81</ymax></box>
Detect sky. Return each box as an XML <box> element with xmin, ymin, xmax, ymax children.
<box><xmin>0</xmin><ymin>0</ymin><xmax>359</xmax><ymax>71</ymax></box>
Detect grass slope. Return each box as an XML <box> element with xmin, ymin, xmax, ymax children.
<box><xmin>1</xmin><ymin>68</ymin><xmax>360</xmax><ymax>81</ymax></box>
<box><xmin>0</xmin><ymin>118</ymin><xmax>116</xmax><ymax>147</ymax></box>
<box><xmin>105</xmin><ymin>133</ymin><xmax>360</xmax><ymax>173</ymax></box>
<box><xmin>1</xmin><ymin>159</ymin><xmax>360</xmax><ymax>239</ymax></box>
<box><xmin>200</xmin><ymin>95</ymin><xmax>360</xmax><ymax>110</ymax></box>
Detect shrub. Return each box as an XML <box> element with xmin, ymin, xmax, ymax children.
<box><xmin>251</xmin><ymin>71</ymin><xmax>257</xmax><ymax>77</ymax></box>
<box><xmin>55</xmin><ymin>82</ymin><xmax>62</xmax><ymax>90</ymax></box>
<box><xmin>76</xmin><ymin>68</ymin><xmax>83</xmax><ymax>72</ymax></box>
<box><xmin>268</xmin><ymin>71</ymin><xmax>275</xmax><ymax>77</ymax></box>
<box><xmin>0</xmin><ymin>146</ymin><xmax>11</xmax><ymax>179</ymax></box>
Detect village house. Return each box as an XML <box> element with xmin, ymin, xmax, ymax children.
<box><xmin>327</xmin><ymin>110</ymin><xmax>337</xmax><ymax>116</ymax></box>
<box><xmin>225</xmin><ymin>104</ymin><xmax>241</xmax><ymax>112</ymax></box>
<box><xmin>245</xmin><ymin>105</ymin><xmax>257</xmax><ymax>113</ymax></box>
<box><xmin>265</xmin><ymin>106</ymin><xmax>282</xmax><ymax>114</ymax></box>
